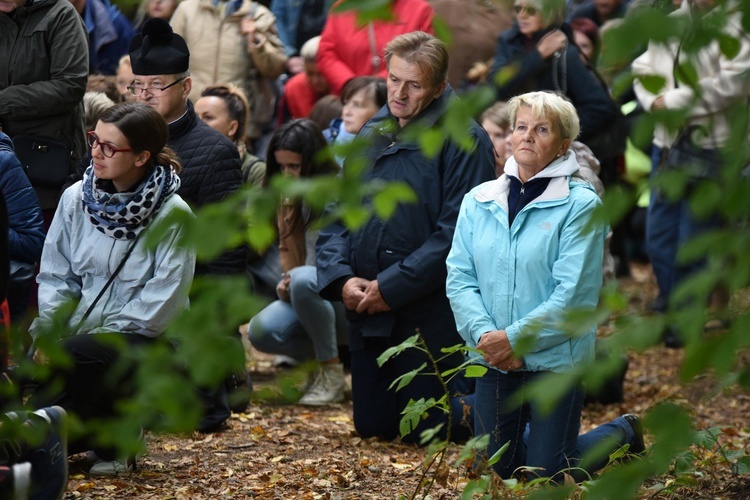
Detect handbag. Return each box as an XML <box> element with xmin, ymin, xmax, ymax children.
<box><xmin>12</xmin><ymin>134</ymin><xmax>72</xmax><ymax>186</ymax></box>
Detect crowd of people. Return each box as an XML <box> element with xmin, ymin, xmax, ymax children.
<box><xmin>1</xmin><ymin>0</ymin><xmax>748</xmax><ymax>496</ymax></box>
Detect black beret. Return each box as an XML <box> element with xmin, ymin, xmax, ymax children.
<box><xmin>129</xmin><ymin>18</ymin><xmax>190</xmax><ymax>75</ymax></box>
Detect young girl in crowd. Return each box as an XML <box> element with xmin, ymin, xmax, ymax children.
<box><xmin>29</xmin><ymin>102</ymin><xmax>195</xmax><ymax>476</ymax></box>
<box><xmin>241</xmin><ymin>119</ymin><xmax>346</xmax><ymax>406</ymax></box>
<box><xmin>325</xmin><ymin>77</ymin><xmax>387</xmax><ymax>165</ymax></box>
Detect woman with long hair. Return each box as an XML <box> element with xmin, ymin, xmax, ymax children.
<box><xmin>242</xmin><ymin>119</ymin><xmax>347</xmax><ymax>406</ymax></box>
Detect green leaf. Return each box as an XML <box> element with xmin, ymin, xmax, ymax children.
<box><xmin>465</xmin><ymin>365</ymin><xmax>488</xmax><ymax>378</ymax></box>
<box><xmin>638</xmin><ymin>74</ymin><xmax>667</xmax><ymax>95</ymax></box>
<box><xmin>487</xmin><ymin>440</ymin><xmax>509</xmax><ymax>466</ymax></box>
<box><xmin>377</xmin><ymin>334</ymin><xmax>421</xmax><ymax>366</ymax></box>
<box><xmin>389</xmin><ymin>363</ymin><xmax>427</xmax><ymax>392</ymax></box>
<box><xmin>718</xmin><ymin>32</ymin><xmax>741</xmax><ymax>59</ymax></box>
<box><xmin>372</xmin><ymin>182</ymin><xmax>417</xmax><ymax>219</ymax></box>
<box><xmin>732</xmin><ymin>455</ymin><xmax>750</xmax><ymax>475</ymax></box>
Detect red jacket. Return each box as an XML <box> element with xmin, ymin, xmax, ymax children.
<box><xmin>283</xmin><ymin>72</ymin><xmax>324</xmax><ymax>118</ymax></box>
<box><xmin>317</xmin><ymin>0</ymin><xmax>434</xmax><ymax>95</ymax></box>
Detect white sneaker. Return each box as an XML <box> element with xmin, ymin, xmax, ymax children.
<box><xmin>298</xmin><ymin>363</ymin><xmax>346</xmax><ymax>406</ymax></box>
<box><xmin>89</xmin><ymin>457</ymin><xmax>134</xmax><ymax>476</ymax></box>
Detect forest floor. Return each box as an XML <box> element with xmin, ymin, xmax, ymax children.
<box><xmin>62</xmin><ymin>262</ymin><xmax>750</xmax><ymax>499</ymax></box>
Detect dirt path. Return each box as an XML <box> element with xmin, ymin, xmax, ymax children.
<box><xmin>63</xmin><ymin>263</ymin><xmax>750</xmax><ymax>498</ymax></box>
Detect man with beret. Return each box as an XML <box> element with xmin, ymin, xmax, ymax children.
<box><xmin>128</xmin><ymin>18</ymin><xmax>245</xmax><ymax>277</ymax></box>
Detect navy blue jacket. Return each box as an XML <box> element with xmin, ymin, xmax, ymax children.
<box><xmin>488</xmin><ymin>22</ymin><xmax>615</xmax><ymax>144</ymax></box>
<box><xmin>0</xmin><ymin>133</ymin><xmax>45</xmax><ymax>264</ymax></box>
<box><xmin>84</xmin><ymin>0</ymin><xmax>134</xmax><ymax>75</ymax></box>
<box><xmin>316</xmin><ymin>86</ymin><xmax>495</xmax><ymax>359</ymax></box>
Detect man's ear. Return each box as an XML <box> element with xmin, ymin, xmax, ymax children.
<box><xmin>434</xmin><ymin>81</ymin><xmax>447</xmax><ymax>99</ymax></box>
<box><xmin>135</xmin><ymin>150</ymin><xmax>151</xmax><ymax>167</ymax></box>
<box><xmin>182</xmin><ymin>77</ymin><xmax>192</xmax><ymax>100</ymax></box>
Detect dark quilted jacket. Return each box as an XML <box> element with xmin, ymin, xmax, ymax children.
<box><xmin>168</xmin><ymin>100</ymin><xmax>246</xmax><ymax>276</ymax></box>
<box><xmin>169</xmin><ymin>100</ymin><xmax>243</xmax><ymax>207</ymax></box>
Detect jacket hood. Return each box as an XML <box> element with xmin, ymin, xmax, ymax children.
<box><xmin>0</xmin><ymin>133</ymin><xmax>14</xmax><ymax>153</ymax></box>
<box><xmin>474</xmin><ymin>150</ymin><xmax>593</xmax><ymax>209</ymax></box>
<box><xmin>503</xmin><ymin>149</ymin><xmax>580</xmax><ymax>181</ymax></box>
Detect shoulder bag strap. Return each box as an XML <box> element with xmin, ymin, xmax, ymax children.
<box><xmin>78</xmin><ymin>231</ymin><xmax>143</xmax><ymax>326</ymax></box>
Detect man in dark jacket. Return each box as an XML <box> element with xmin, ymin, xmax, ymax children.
<box><xmin>317</xmin><ymin>31</ymin><xmax>495</xmax><ymax>443</ymax></box>
<box><xmin>128</xmin><ymin>18</ymin><xmax>246</xmax><ymax>276</ymax></box>
<box><xmin>0</xmin><ymin>0</ymin><xmax>88</xmax><ymax>214</ymax></box>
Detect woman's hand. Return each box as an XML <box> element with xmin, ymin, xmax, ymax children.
<box><xmin>536</xmin><ymin>29</ymin><xmax>568</xmax><ymax>59</ymax></box>
<box><xmin>477</xmin><ymin>330</ymin><xmax>523</xmax><ymax>371</ymax></box>
<box><xmin>276</xmin><ymin>273</ymin><xmax>291</xmax><ymax>302</ymax></box>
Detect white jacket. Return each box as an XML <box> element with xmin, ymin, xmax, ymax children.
<box><xmin>30</xmin><ymin>182</ymin><xmax>196</xmax><ymax>340</ymax></box>
<box><xmin>632</xmin><ymin>1</ymin><xmax>750</xmax><ymax>149</ymax></box>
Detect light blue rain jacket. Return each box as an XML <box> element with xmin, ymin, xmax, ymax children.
<box><xmin>446</xmin><ymin>151</ymin><xmax>607</xmax><ymax>373</ymax></box>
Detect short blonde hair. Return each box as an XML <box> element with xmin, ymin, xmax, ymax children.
<box><xmin>83</xmin><ymin>91</ymin><xmax>116</xmax><ymax>131</ymax></box>
<box><xmin>507</xmin><ymin>91</ymin><xmax>580</xmax><ymax>140</ymax></box>
<box><xmin>300</xmin><ymin>36</ymin><xmax>321</xmax><ymax>63</ymax></box>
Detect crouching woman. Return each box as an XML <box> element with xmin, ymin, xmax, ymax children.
<box><xmin>29</xmin><ymin>102</ymin><xmax>195</xmax><ymax>475</ymax></box>
<box><xmin>446</xmin><ymin>91</ymin><xmax>643</xmax><ymax>482</ymax></box>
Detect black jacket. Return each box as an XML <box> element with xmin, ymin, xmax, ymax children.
<box><xmin>316</xmin><ymin>86</ymin><xmax>496</xmax><ymax>360</ymax></box>
<box><xmin>0</xmin><ymin>0</ymin><xmax>88</xmax><ymax>209</ymax></box>
<box><xmin>488</xmin><ymin>22</ymin><xmax>616</xmax><ymax>144</ymax></box>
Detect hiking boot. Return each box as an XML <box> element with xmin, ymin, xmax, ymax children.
<box><xmin>28</xmin><ymin>406</ymin><xmax>68</xmax><ymax>500</ymax></box>
<box><xmin>298</xmin><ymin>363</ymin><xmax>345</xmax><ymax>406</ymax></box>
<box><xmin>623</xmin><ymin>414</ymin><xmax>646</xmax><ymax>455</ymax></box>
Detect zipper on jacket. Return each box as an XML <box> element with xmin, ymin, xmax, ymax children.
<box><xmin>512</xmin><ymin>185</ymin><xmax>525</xmax><ymax>222</ymax></box>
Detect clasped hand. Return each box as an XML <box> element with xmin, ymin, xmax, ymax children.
<box><xmin>477</xmin><ymin>330</ymin><xmax>523</xmax><ymax>371</ymax></box>
<box><xmin>342</xmin><ymin>277</ymin><xmax>391</xmax><ymax>315</ymax></box>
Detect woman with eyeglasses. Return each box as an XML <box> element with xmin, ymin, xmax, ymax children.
<box><xmin>29</xmin><ymin>102</ymin><xmax>195</xmax><ymax>476</ymax></box>
<box><xmin>488</xmin><ymin>0</ymin><xmax>616</xmax><ymax>154</ymax></box>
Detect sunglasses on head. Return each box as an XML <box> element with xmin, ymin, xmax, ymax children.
<box><xmin>514</xmin><ymin>4</ymin><xmax>538</xmax><ymax>15</ymax></box>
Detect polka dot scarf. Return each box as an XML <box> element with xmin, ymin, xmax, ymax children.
<box><xmin>81</xmin><ymin>164</ymin><xmax>181</xmax><ymax>240</ymax></box>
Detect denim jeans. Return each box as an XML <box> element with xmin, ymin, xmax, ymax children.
<box><xmin>247</xmin><ymin>266</ymin><xmax>348</xmax><ymax>362</ymax></box>
<box><xmin>646</xmin><ymin>145</ymin><xmax>721</xmax><ymax>311</ymax></box>
<box><xmin>474</xmin><ymin>369</ymin><xmax>634</xmax><ymax>482</ymax></box>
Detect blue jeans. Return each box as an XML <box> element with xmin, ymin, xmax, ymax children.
<box><xmin>474</xmin><ymin>370</ymin><xmax>634</xmax><ymax>482</ymax></box>
<box><xmin>646</xmin><ymin>145</ymin><xmax>720</xmax><ymax>311</ymax></box>
<box><xmin>247</xmin><ymin>266</ymin><xmax>348</xmax><ymax>362</ymax></box>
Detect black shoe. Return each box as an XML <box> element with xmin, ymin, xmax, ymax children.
<box><xmin>623</xmin><ymin>414</ymin><xmax>645</xmax><ymax>455</ymax></box>
<box><xmin>27</xmin><ymin>406</ymin><xmax>68</xmax><ymax>500</ymax></box>
<box><xmin>662</xmin><ymin>327</ymin><xmax>683</xmax><ymax>349</ymax></box>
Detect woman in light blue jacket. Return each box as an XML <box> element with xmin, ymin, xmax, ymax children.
<box><xmin>446</xmin><ymin>91</ymin><xmax>642</xmax><ymax>481</ymax></box>
<box><xmin>29</xmin><ymin>103</ymin><xmax>195</xmax><ymax>476</ymax></box>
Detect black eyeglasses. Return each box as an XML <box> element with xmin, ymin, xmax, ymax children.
<box><xmin>87</xmin><ymin>131</ymin><xmax>133</xmax><ymax>158</ymax></box>
<box><xmin>127</xmin><ymin>77</ymin><xmax>186</xmax><ymax>96</ymax></box>
<box><xmin>514</xmin><ymin>4</ymin><xmax>538</xmax><ymax>16</ymax></box>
